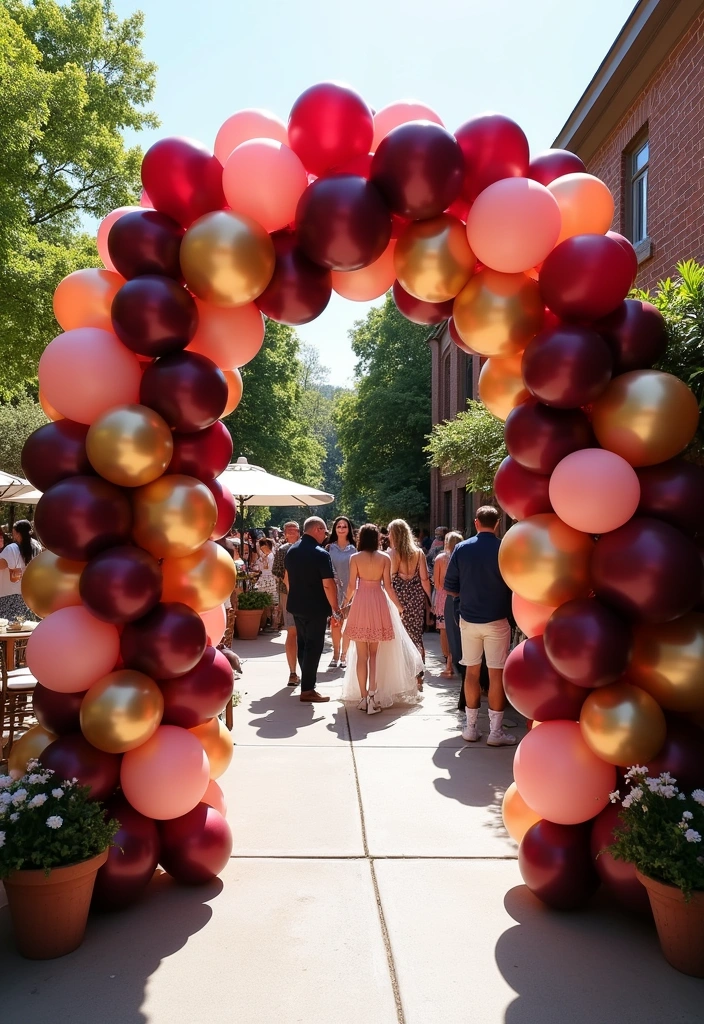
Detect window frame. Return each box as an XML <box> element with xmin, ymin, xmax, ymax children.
<box><xmin>625</xmin><ymin>130</ymin><xmax>652</xmax><ymax>263</ymax></box>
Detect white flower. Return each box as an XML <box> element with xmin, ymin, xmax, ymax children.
<box><xmin>0</xmin><ymin>830</ymin><xmax>4</xmax><ymax>847</ymax></box>
<box><xmin>622</xmin><ymin>786</ymin><xmax>643</xmax><ymax>809</ymax></box>
<box><xmin>51</xmin><ymin>788</ymin><xmax>64</xmax><ymax>799</ymax></box>
<box><xmin>9</xmin><ymin>812</ymin><xmax>19</xmax><ymax>822</ymax></box>
<box><xmin>660</xmin><ymin>785</ymin><xmax>677</xmax><ymax>799</ymax></box>
<box><xmin>609</xmin><ymin>790</ymin><xmax>620</xmax><ymax>803</ymax></box>
<box><xmin>0</xmin><ymin>775</ymin><xmax>13</xmax><ymax>789</ymax></box>
<box><xmin>46</xmin><ymin>815</ymin><xmax>63</xmax><ymax>829</ymax></box>
<box><xmin>26</xmin><ymin>758</ymin><xmax>39</xmax><ymax>770</ymax></box>
<box><xmin>0</xmin><ymin>804</ymin><xmax>6</xmax><ymax>818</ymax></box>
<box><xmin>658</xmin><ymin>772</ymin><xmax>676</xmax><ymax>785</ymax></box>
<box><xmin>645</xmin><ymin>777</ymin><xmax>660</xmax><ymax>792</ymax></box>
<box><xmin>692</xmin><ymin>790</ymin><xmax>704</xmax><ymax>806</ymax></box>
<box><xmin>0</xmin><ymin>791</ymin><xmax>13</xmax><ymax>805</ymax></box>
<box><xmin>28</xmin><ymin>793</ymin><xmax>47</xmax><ymax>808</ymax></box>
<box><xmin>678</xmin><ymin>793</ymin><xmax>687</xmax><ymax>801</ymax></box>
<box><xmin>27</xmin><ymin>773</ymin><xmax>49</xmax><ymax>785</ymax></box>
<box><xmin>682</xmin><ymin>811</ymin><xmax>694</xmax><ymax>821</ymax></box>
<box><xmin>11</xmin><ymin>789</ymin><xmax>28</xmax><ymax>806</ymax></box>
<box><xmin>625</xmin><ymin>766</ymin><xmax>649</xmax><ymax>780</ymax></box>
<box><xmin>684</xmin><ymin>829</ymin><xmax>702</xmax><ymax>843</ymax></box>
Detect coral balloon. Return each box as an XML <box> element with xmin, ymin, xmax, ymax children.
<box><xmin>201</xmin><ymin>779</ymin><xmax>227</xmax><ymax>816</ymax></box>
<box><xmin>452</xmin><ymin>269</ymin><xmax>544</xmax><ymax>357</ymax></box>
<box><xmin>498</xmin><ymin>513</ymin><xmax>593</xmax><ymax>606</ymax></box>
<box><xmin>543</xmin><ymin>598</ymin><xmax>632</xmax><ymax>688</ymax></box>
<box><xmin>548</xmin><ymin>173</ymin><xmax>615</xmax><ymax>243</ymax></box>
<box><xmin>121</xmin><ymin>602</ymin><xmax>207</xmax><ymax>680</ymax></box>
<box><xmin>395</xmin><ymin>214</ymin><xmax>475</xmax><ymax>303</ymax></box>
<box><xmin>187</xmin><ymin>299</ymin><xmax>265</xmax><ymax>370</ymax></box>
<box><xmin>180</xmin><ymin>210</ymin><xmax>276</xmax><ymax>307</ymax></box>
<box><xmin>519</xmin><ymin>820</ymin><xmax>599</xmax><ymax>910</ymax></box>
<box><xmin>505</xmin><ymin>400</ymin><xmax>593</xmax><ymax>475</ymax></box>
<box><xmin>628</xmin><ymin>614</ymin><xmax>704</xmax><ymax>713</ymax></box>
<box><xmin>21</xmin><ymin>551</ymin><xmax>84</xmax><ymax>619</ymax></box>
<box><xmin>540</xmin><ymin>234</ymin><xmax>634</xmax><ymax>321</ymax></box>
<box><xmin>190</xmin><ymin>717</ymin><xmax>234</xmax><ymax>780</ymax></box>
<box><xmin>295</xmin><ymin>175</ymin><xmax>391</xmax><ymax>272</ymax></box>
<box><xmin>42</xmin><ymin>734</ymin><xmax>121</xmax><ymax>801</ymax></box>
<box><xmin>7</xmin><ymin>724</ymin><xmax>57</xmax><ymax>778</ymax></box>
<box><xmin>79</xmin><ymin>545</ymin><xmax>162</xmax><ymax>624</ymax></box>
<box><xmin>288</xmin><ymin>82</ymin><xmax>373</xmax><ymax>176</ymax></box>
<box><xmin>501</xmin><ymin>782</ymin><xmax>541</xmax><ymax>844</ymax></box>
<box><xmin>223</xmin><ymin>139</ymin><xmax>308</xmax><ymax>233</ymax></box>
<box><xmin>371</xmin><ymin>121</ymin><xmax>464</xmax><ymax>220</ymax></box>
<box><xmin>81</xmin><ymin>670</ymin><xmax>164</xmax><ymax>754</ymax></box>
<box><xmin>648</xmin><ymin>717</ymin><xmax>704</xmax><ymax>792</ymax></box>
<box><xmin>39</xmin><ymin>390</ymin><xmax>64</xmax><ymax>421</ymax></box>
<box><xmin>549</xmin><ymin>449</ymin><xmax>640</xmax><ymax>535</ymax></box>
<box><xmin>159</xmin><ymin>802</ymin><xmax>232</xmax><ymax>885</ymax></box>
<box><xmin>86</xmin><ymin>404</ymin><xmax>173</xmax><ymax>487</ymax></box>
<box><xmin>521</xmin><ymin>324</ymin><xmax>613</xmax><ymax>408</ymax></box>
<box><xmin>391</xmin><ymin>280</ymin><xmax>453</xmax><ymax>325</ymax></box>
<box><xmin>200</xmin><ymin>604</ymin><xmax>227</xmax><ymax>646</ymax></box>
<box><xmin>580</xmin><ymin>681</ymin><xmax>666</xmax><ymax>766</ymax></box>
<box><xmin>221</xmin><ymin>369</ymin><xmax>243</xmax><ymax>417</ymax></box>
<box><xmin>467</xmin><ymin>178</ymin><xmax>561</xmax><ymax>274</ymax></box>
<box><xmin>205</xmin><ymin>479</ymin><xmax>237</xmax><ymax>539</ymax></box>
<box><xmin>590</xmin><ymin>802</ymin><xmax>650</xmax><ymax>913</ymax></box>
<box><xmin>528</xmin><ymin>149</ymin><xmax>586</xmax><ymax>186</ymax></box>
<box><xmin>97</xmin><ymin>206</ymin><xmax>141</xmax><ymax>271</ymax></box>
<box><xmin>161</xmin><ymin>541</ymin><xmax>236</xmax><ymax>613</ymax></box>
<box><xmin>170</xmin><ymin>422</ymin><xmax>233</xmax><ymax>482</ymax></box>
<box><xmin>331</xmin><ymin>240</ymin><xmax>396</xmax><ymax>301</ymax></box>
<box><xmin>140</xmin><ymin>352</ymin><xmax>228</xmax><ymax>433</ymax></box>
<box><xmin>503</xmin><ymin>636</ymin><xmax>587</xmax><ymax>721</ymax></box>
<box><xmin>107</xmin><ymin>209</ymin><xmax>184</xmax><ymax>281</ymax></box>
<box><xmin>27</xmin><ymin>605</ymin><xmax>120</xmax><ymax>693</ymax></box>
<box><xmin>120</xmin><ymin>725</ymin><xmax>210</xmax><ymax>820</ymax></box>
<box><xmin>33</xmin><ymin>683</ymin><xmax>84</xmax><ymax>736</ymax></box>
<box><xmin>34</xmin><ymin>476</ymin><xmax>132</xmax><ymax>561</ymax></box>
<box><xmin>637</xmin><ymin>459</ymin><xmax>704</xmax><ymax>537</ymax></box>
<box><xmin>454</xmin><ymin>114</ymin><xmax>529</xmax><ymax>203</ymax></box>
<box><xmin>53</xmin><ymin>269</ymin><xmax>125</xmax><ymax>332</ymax></box>
<box><xmin>478</xmin><ymin>353</ymin><xmax>529</xmax><ymax>421</ymax></box>
<box><xmin>215</xmin><ymin>109</ymin><xmax>288</xmax><ymax>164</ymax></box>
<box><xmin>494</xmin><ymin>457</ymin><xmax>552</xmax><ymax>521</ymax></box>
<box><xmin>21</xmin><ymin>420</ymin><xmax>92</xmax><ymax>492</ymax></box>
<box><xmin>255</xmin><ymin>230</ymin><xmax>332</xmax><ymax>325</ymax></box>
<box><xmin>93</xmin><ymin>795</ymin><xmax>160</xmax><ymax>910</ymax></box>
<box><xmin>111</xmin><ymin>275</ymin><xmax>197</xmax><ymax>358</ymax></box>
<box><xmin>511</xmin><ymin>593</ymin><xmax>556</xmax><ymax>638</ymax></box>
<box><xmin>596</xmin><ymin>299</ymin><xmax>669</xmax><ymax>375</ymax></box>
<box><xmin>132</xmin><ymin>474</ymin><xmax>217</xmax><ymax>559</ymax></box>
<box><xmin>372</xmin><ymin>101</ymin><xmax>443</xmax><ymax>151</ymax></box>
<box><xmin>161</xmin><ymin>646</ymin><xmax>234</xmax><ymax>728</ymax></box>
<box><xmin>141</xmin><ymin>137</ymin><xmax>225</xmax><ymax>229</ymax></box>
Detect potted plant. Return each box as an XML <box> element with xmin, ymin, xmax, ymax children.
<box><xmin>609</xmin><ymin>766</ymin><xmax>704</xmax><ymax>977</ymax></box>
<box><xmin>235</xmin><ymin>590</ymin><xmax>273</xmax><ymax>639</ymax></box>
<box><xmin>0</xmin><ymin>759</ymin><xmax>118</xmax><ymax>959</ymax></box>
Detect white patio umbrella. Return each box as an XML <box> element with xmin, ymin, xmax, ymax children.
<box><xmin>0</xmin><ymin>470</ymin><xmax>40</xmax><ymax>503</ymax></box>
<box><xmin>217</xmin><ymin>456</ymin><xmax>334</xmax><ymax>538</ymax></box>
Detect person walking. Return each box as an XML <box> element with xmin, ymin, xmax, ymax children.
<box><xmin>253</xmin><ymin>538</ymin><xmax>278</xmax><ymax>630</ymax></box>
<box><xmin>327</xmin><ymin>515</ymin><xmax>355</xmax><ymax>669</ymax></box>
<box><xmin>444</xmin><ymin>506</ymin><xmax>516</xmax><ymax>747</ymax></box>
<box><xmin>284</xmin><ymin>516</ymin><xmax>342</xmax><ymax>703</ymax></box>
<box><xmin>272</xmin><ymin>521</ymin><xmax>301</xmax><ymax>685</ymax></box>
<box><xmin>389</xmin><ymin>519</ymin><xmax>432</xmax><ymax>675</ymax></box>
<box><xmin>0</xmin><ymin>520</ymin><xmax>41</xmax><ymax>622</ymax></box>
<box><xmin>432</xmin><ymin>530</ymin><xmax>463</xmax><ymax>677</ymax></box>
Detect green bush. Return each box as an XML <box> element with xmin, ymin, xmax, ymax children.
<box><xmin>237</xmin><ymin>590</ymin><xmax>273</xmax><ymax>610</ymax></box>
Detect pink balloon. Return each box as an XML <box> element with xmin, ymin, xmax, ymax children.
<box><xmin>467</xmin><ymin>178</ymin><xmax>561</xmax><ymax>274</ymax></box>
<box><xmin>214</xmin><ymin>109</ymin><xmax>288</xmax><ymax>165</ymax></box>
<box><xmin>202</xmin><ymin>778</ymin><xmax>227</xmax><ymax>816</ymax></box>
<box><xmin>512</xmin><ymin>593</ymin><xmax>557</xmax><ymax>637</ymax></box>
<box><xmin>140</xmin><ymin>189</ymin><xmax>153</xmax><ymax>209</ymax></box>
<box><xmin>223</xmin><ymin>140</ymin><xmax>308</xmax><ymax>234</ymax></box>
<box><xmin>120</xmin><ymin>725</ymin><xmax>210</xmax><ymax>820</ymax></box>
<box><xmin>199</xmin><ymin>604</ymin><xmax>227</xmax><ymax>646</ymax></box>
<box><xmin>27</xmin><ymin>606</ymin><xmax>120</xmax><ymax>693</ymax></box>
<box><xmin>549</xmin><ymin>449</ymin><xmax>641</xmax><ymax>535</ymax></box>
<box><xmin>372</xmin><ymin>101</ymin><xmax>444</xmax><ymax>151</ymax></box>
<box><xmin>38</xmin><ymin>328</ymin><xmax>142</xmax><ymax>425</ymax></box>
<box><xmin>97</xmin><ymin>206</ymin><xmax>141</xmax><ymax>271</ymax></box>
<box><xmin>331</xmin><ymin>240</ymin><xmax>396</xmax><ymax>301</ymax></box>
<box><xmin>187</xmin><ymin>299</ymin><xmax>265</xmax><ymax>369</ymax></box>
<box><xmin>513</xmin><ymin>720</ymin><xmax>616</xmax><ymax>825</ymax></box>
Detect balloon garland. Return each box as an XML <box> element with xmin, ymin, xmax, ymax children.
<box><xmin>12</xmin><ymin>81</ymin><xmax>703</xmax><ymax>909</ymax></box>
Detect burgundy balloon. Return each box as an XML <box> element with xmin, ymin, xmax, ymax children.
<box><xmin>322</xmin><ymin>152</ymin><xmax>373</xmax><ymax>178</ymax></box>
<box><xmin>636</xmin><ymin>459</ymin><xmax>704</xmax><ymax>537</ymax></box>
<box><xmin>33</xmin><ymin>683</ymin><xmax>85</xmax><ymax>736</ymax></box>
<box><xmin>591</xmin><ymin>517</ymin><xmax>704</xmax><ymax>623</ymax></box>
<box><xmin>521</xmin><ymin>324</ymin><xmax>613</xmax><ymax>408</ymax></box>
<box><xmin>111</xmin><ymin>275</ymin><xmax>198</xmax><ymax>357</ymax></box>
<box><xmin>34</xmin><ymin>476</ymin><xmax>132</xmax><ymax>561</ymax></box>
<box><xmin>255</xmin><ymin>231</ymin><xmax>332</xmax><ymax>325</ymax></box>
<box><xmin>448</xmin><ymin>316</ymin><xmax>479</xmax><ymax>354</ymax></box>
<box><xmin>504</xmin><ymin>400</ymin><xmax>593</xmax><ymax>474</ymax></box>
<box><xmin>519</xmin><ymin>820</ymin><xmax>599</xmax><ymax>910</ymax></box>
<box><xmin>141</xmin><ymin>137</ymin><xmax>225</xmax><ymax>228</ymax></box>
<box><xmin>140</xmin><ymin>352</ymin><xmax>228</xmax><ymax>433</ymax></box>
<box><xmin>540</xmin><ymin>235</ymin><xmax>634</xmax><ymax>321</ymax></box>
<box><xmin>595</xmin><ymin>299</ymin><xmax>668</xmax><ymax>374</ymax></box>
<box><xmin>21</xmin><ymin>420</ymin><xmax>92</xmax><ymax>492</ymax></box>
<box><xmin>160</xmin><ymin>646</ymin><xmax>234</xmax><ymax>728</ymax></box>
<box><xmin>494</xmin><ymin>456</ymin><xmax>552</xmax><ymax>520</ymax></box>
<box><xmin>371</xmin><ymin>121</ymin><xmax>465</xmax><ymax>220</ymax></box>
<box><xmin>107</xmin><ymin>209</ymin><xmax>184</xmax><ymax>281</ymax></box>
<box><xmin>590</xmin><ymin>802</ymin><xmax>650</xmax><ymax>914</ymax></box>
<box><xmin>454</xmin><ymin>114</ymin><xmax>529</xmax><ymax>202</ymax></box>
<box><xmin>295</xmin><ymin>175</ymin><xmax>392</xmax><ymax>271</ymax></box>
<box><xmin>527</xmin><ymin>149</ymin><xmax>587</xmax><ymax>186</ymax></box>
<box><xmin>79</xmin><ymin>545</ymin><xmax>163</xmax><ymax>624</ymax></box>
<box><xmin>121</xmin><ymin>602</ymin><xmax>207</xmax><ymax>680</ymax></box>
<box><xmin>159</xmin><ymin>802</ymin><xmax>233</xmax><ymax>885</ymax></box>
<box><xmin>288</xmin><ymin>82</ymin><xmax>373</xmax><ymax>176</ymax></box>
<box><xmin>42</xmin><ymin>734</ymin><xmax>121</xmax><ymax>802</ymax></box>
<box><xmin>392</xmin><ymin>280</ymin><xmax>453</xmax><ymax>325</ymax></box>
<box><xmin>93</xmin><ymin>795</ymin><xmax>160</xmax><ymax>910</ymax></box>
<box><xmin>543</xmin><ymin>598</ymin><xmax>632</xmax><ymax>688</ymax></box>
<box><xmin>606</xmin><ymin>231</ymin><xmax>639</xmax><ymax>285</ymax></box>
<box><xmin>204</xmin><ymin>478</ymin><xmax>236</xmax><ymax>540</ymax></box>
<box><xmin>648</xmin><ymin>716</ymin><xmax>704</xmax><ymax>792</ymax></box>
<box><xmin>503</xmin><ymin>636</ymin><xmax>586</xmax><ymax>721</ymax></box>
<box><xmin>169</xmin><ymin>422</ymin><xmax>233</xmax><ymax>482</ymax></box>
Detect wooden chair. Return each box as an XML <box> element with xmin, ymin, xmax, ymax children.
<box><xmin>1</xmin><ymin>644</ymin><xmax>38</xmax><ymax>768</ymax></box>
<box><xmin>218</xmin><ymin>607</ymin><xmax>237</xmax><ymax>731</ymax></box>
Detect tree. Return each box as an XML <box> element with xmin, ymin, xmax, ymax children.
<box><xmin>425</xmin><ymin>399</ymin><xmax>507</xmax><ymax>494</ymax></box>
<box><xmin>0</xmin><ymin>394</ymin><xmax>47</xmax><ymax>523</ymax></box>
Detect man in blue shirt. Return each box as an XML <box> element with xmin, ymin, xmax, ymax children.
<box><xmin>444</xmin><ymin>506</ymin><xmax>516</xmax><ymax>747</ymax></box>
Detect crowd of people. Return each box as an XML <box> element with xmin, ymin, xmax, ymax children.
<box><xmin>0</xmin><ymin>520</ymin><xmax>41</xmax><ymax>624</ymax></box>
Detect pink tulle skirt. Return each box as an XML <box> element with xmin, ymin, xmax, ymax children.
<box><xmin>344</xmin><ymin>580</ymin><xmax>395</xmax><ymax>642</ymax></box>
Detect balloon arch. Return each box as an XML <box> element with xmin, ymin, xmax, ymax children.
<box><xmin>12</xmin><ymin>82</ymin><xmax>704</xmax><ymax>907</ymax></box>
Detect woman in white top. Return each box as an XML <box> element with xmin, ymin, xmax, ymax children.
<box><xmin>0</xmin><ymin>519</ymin><xmax>41</xmax><ymax>622</ymax></box>
<box><xmin>253</xmin><ymin>538</ymin><xmax>278</xmax><ymax>629</ymax></box>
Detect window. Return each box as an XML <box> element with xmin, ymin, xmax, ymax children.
<box><xmin>443</xmin><ymin>490</ymin><xmax>452</xmax><ymax>528</ymax></box>
<box><xmin>629</xmin><ymin>138</ymin><xmax>649</xmax><ymax>245</ymax></box>
<box><xmin>457</xmin><ymin>488</ymin><xmax>466</xmax><ymax>534</ymax></box>
<box><xmin>442</xmin><ymin>352</ymin><xmax>451</xmax><ymax>420</ymax></box>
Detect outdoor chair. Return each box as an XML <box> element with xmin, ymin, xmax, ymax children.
<box><xmin>1</xmin><ymin>644</ymin><xmax>38</xmax><ymax>768</ymax></box>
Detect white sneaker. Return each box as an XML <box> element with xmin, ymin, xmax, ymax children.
<box><xmin>487</xmin><ymin>728</ymin><xmax>517</xmax><ymax>747</ymax></box>
<box><xmin>461</xmin><ymin>723</ymin><xmax>480</xmax><ymax>742</ymax></box>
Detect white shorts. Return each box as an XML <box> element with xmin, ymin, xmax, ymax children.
<box><xmin>459</xmin><ymin>617</ymin><xmax>511</xmax><ymax>669</ymax></box>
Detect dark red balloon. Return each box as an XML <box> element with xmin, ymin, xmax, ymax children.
<box><xmin>596</xmin><ymin>299</ymin><xmax>668</xmax><ymax>374</ymax></box>
<box><xmin>392</xmin><ymin>280</ymin><xmax>453</xmax><ymax>325</ymax></box>
<box><xmin>288</xmin><ymin>82</ymin><xmax>373</xmax><ymax>176</ymax></box>
<box><xmin>93</xmin><ymin>795</ymin><xmax>159</xmax><ymax>910</ymax></box>
<box><xmin>521</xmin><ymin>324</ymin><xmax>613</xmax><ymax>408</ymax></box>
<box><xmin>170</xmin><ymin>422</ymin><xmax>233</xmax><ymax>482</ymax></box>
<box><xmin>527</xmin><ymin>149</ymin><xmax>586</xmax><ymax>186</ymax></box>
<box><xmin>33</xmin><ymin>683</ymin><xmax>85</xmax><ymax>736</ymax></box>
<box><xmin>159</xmin><ymin>802</ymin><xmax>233</xmax><ymax>885</ymax></box>
<box><xmin>591</xmin><ymin>517</ymin><xmax>704</xmax><ymax>623</ymax></box>
<box><xmin>255</xmin><ymin>231</ymin><xmax>332</xmax><ymax>325</ymax></box>
<box><xmin>503</xmin><ymin>636</ymin><xmax>586</xmax><ymax>721</ymax></box>
<box><xmin>140</xmin><ymin>352</ymin><xmax>228</xmax><ymax>433</ymax></box>
<box><xmin>606</xmin><ymin>231</ymin><xmax>639</xmax><ymax>285</ymax></box>
<box><xmin>21</xmin><ymin>420</ymin><xmax>92</xmax><ymax>492</ymax></box>
<box><xmin>494</xmin><ymin>456</ymin><xmax>553</xmax><ymax>521</ymax></box>
<box><xmin>42</xmin><ymin>734</ymin><xmax>121</xmax><ymax>802</ymax></box>
<box><xmin>111</xmin><ymin>276</ymin><xmax>197</xmax><ymax>358</ymax></box>
<box><xmin>121</xmin><ymin>602</ymin><xmax>207</xmax><ymax>679</ymax></box>
<box><xmin>540</xmin><ymin>235</ymin><xmax>634</xmax><ymax>321</ymax></box>
<box><xmin>295</xmin><ymin>175</ymin><xmax>391</xmax><ymax>271</ymax></box>
<box><xmin>141</xmin><ymin>137</ymin><xmax>225</xmax><ymax>228</ymax></box>
<box><xmin>519</xmin><ymin>820</ymin><xmax>599</xmax><ymax>910</ymax></box>
<box><xmin>543</xmin><ymin>598</ymin><xmax>632</xmax><ymax>688</ymax></box>
<box><xmin>322</xmin><ymin>152</ymin><xmax>373</xmax><ymax>178</ymax></box>
<box><xmin>590</xmin><ymin>802</ymin><xmax>650</xmax><ymax>914</ymax></box>
<box><xmin>454</xmin><ymin>114</ymin><xmax>529</xmax><ymax>202</ymax></box>
<box><xmin>160</xmin><ymin>646</ymin><xmax>234</xmax><ymax>728</ymax></box>
<box><xmin>80</xmin><ymin>545</ymin><xmax>163</xmax><ymax>624</ymax></box>
<box><xmin>636</xmin><ymin>459</ymin><xmax>704</xmax><ymax>537</ymax></box>
<box><xmin>204</xmin><ymin>478</ymin><xmax>236</xmax><ymax>540</ymax></box>
<box><xmin>34</xmin><ymin>476</ymin><xmax>132</xmax><ymax>561</ymax></box>
<box><xmin>107</xmin><ymin>210</ymin><xmax>184</xmax><ymax>281</ymax></box>
<box><xmin>647</xmin><ymin>716</ymin><xmax>704</xmax><ymax>792</ymax></box>
<box><xmin>371</xmin><ymin>121</ymin><xmax>464</xmax><ymax>220</ymax></box>
<box><xmin>448</xmin><ymin>316</ymin><xmax>478</xmax><ymax>354</ymax></box>
<box><xmin>504</xmin><ymin>400</ymin><xmax>593</xmax><ymax>474</ymax></box>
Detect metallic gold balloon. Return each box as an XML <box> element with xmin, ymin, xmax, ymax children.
<box><xmin>452</xmin><ymin>268</ymin><xmax>545</xmax><ymax>357</ymax></box>
<box><xmin>161</xmin><ymin>541</ymin><xmax>237</xmax><ymax>612</ymax></box>
<box><xmin>132</xmin><ymin>474</ymin><xmax>217</xmax><ymax>559</ymax></box>
<box><xmin>629</xmin><ymin>614</ymin><xmax>704</xmax><ymax>712</ymax></box>
<box><xmin>591</xmin><ymin>370</ymin><xmax>700</xmax><ymax>468</ymax></box>
<box><xmin>499</xmin><ymin>513</ymin><xmax>594</xmax><ymax>606</ymax></box>
<box><xmin>80</xmin><ymin>670</ymin><xmax>164</xmax><ymax>753</ymax></box>
<box><xmin>394</xmin><ymin>214</ymin><xmax>476</xmax><ymax>303</ymax></box>
<box><xmin>8</xmin><ymin>724</ymin><xmax>57</xmax><ymax>778</ymax></box>
<box><xmin>478</xmin><ymin>352</ymin><xmax>529</xmax><ymax>421</ymax></box>
<box><xmin>86</xmin><ymin>404</ymin><xmax>173</xmax><ymax>487</ymax></box>
<box><xmin>579</xmin><ymin>681</ymin><xmax>667</xmax><ymax>766</ymax></box>
<box><xmin>180</xmin><ymin>210</ymin><xmax>276</xmax><ymax>307</ymax></box>
<box><xmin>22</xmin><ymin>550</ymin><xmax>85</xmax><ymax>618</ymax></box>
<box><xmin>190</xmin><ymin>717</ymin><xmax>234</xmax><ymax>780</ymax></box>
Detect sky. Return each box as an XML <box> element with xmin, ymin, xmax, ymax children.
<box><xmin>113</xmin><ymin>0</ymin><xmax>638</xmax><ymax>385</ymax></box>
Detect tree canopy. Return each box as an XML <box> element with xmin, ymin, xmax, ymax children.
<box><xmin>425</xmin><ymin>398</ymin><xmax>507</xmax><ymax>495</ymax></box>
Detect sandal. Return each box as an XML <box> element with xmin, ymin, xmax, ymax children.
<box><xmin>287</xmin><ymin>673</ymin><xmax>299</xmax><ymax>686</ymax></box>
<box><xmin>339</xmin><ymin>657</ymin><xmax>347</xmax><ymax>669</ymax></box>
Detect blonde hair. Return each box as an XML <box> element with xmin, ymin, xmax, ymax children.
<box><xmin>445</xmin><ymin>531</ymin><xmax>463</xmax><ymax>552</ymax></box>
<box><xmin>388</xmin><ymin>519</ymin><xmax>419</xmax><ymax>565</ymax></box>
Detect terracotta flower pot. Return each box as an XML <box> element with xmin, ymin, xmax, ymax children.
<box><xmin>236</xmin><ymin>608</ymin><xmax>263</xmax><ymax>640</ymax></box>
<box><xmin>636</xmin><ymin>869</ymin><xmax>704</xmax><ymax>977</ymax></box>
<box><xmin>4</xmin><ymin>849</ymin><xmax>109</xmax><ymax>959</ymax></box>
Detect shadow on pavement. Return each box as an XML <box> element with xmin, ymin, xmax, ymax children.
<box><xmin>246</xmin><ymin>687</ymin><xmax>330</xmax><ymax>739</ymax></box>
<box><xmin>432</xmin><ymin>735</ymin><xmax>513</xmax><ymax>810</ymax></box>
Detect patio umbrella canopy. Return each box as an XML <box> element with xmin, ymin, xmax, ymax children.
<box><xmin>217</xmin><ymin>457</ymin><xmax>334</xmax><ymax>539</ymax></box>
<box><xmin>0</xmin><ymin>470</ymin><xmax>41</xmax><ymax>503</ymax></box>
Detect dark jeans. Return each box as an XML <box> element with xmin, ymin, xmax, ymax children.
<box><xmin>293</xmin><ymin>614</ymin><xmax>328</xmax><ymax>692</ymax></box>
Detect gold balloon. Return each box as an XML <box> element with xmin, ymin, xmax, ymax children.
<box><xmin>80</xmin><ymin>670</ymin><xmax>164</xmax><ymax>753</ymax></box>
<box><xmin>132</xmin><ymin>474</ymin><xmax>217</xmax><ymax>559</ymax></box>
<box><xmin>180</xmin><ymin>210</ymin><xmax>276</xmax><ymax>307</ymax></box>
<box><xmin>499</xmin><ymin>513</ymin><xmax>594</xmax><ymax>606</ymax></box>
<box><xmin>22</xmin><ymin>551</ymin><xmax>85</xmax><ymax>618</ymax></box>
<box><xmin>452</xmin><ymin>268</ymin><xmax>545</xmax><ymax>357</ymax></box>
<box><xmin>591</xmin><ymin>370</ymin><xmax>700</xmax><ymax>467</ymax></box>
<box><xmin>8</xmin><ymin>724</ymin><xmax>57</xmax><ymax>778</ymax></box>
<box><xmin>394</xmin><ymin>214</ymin><xmax>476</xmax><ymax>303</ymax></box>
<box><xmin>629</xmin><ymin>614</ymin><xmax>704</xmax><ymax>712</ymax></box>
<box><xmin>478</xmin><ymin>352</ymin><xmax>529</xmax><ymax>421</ymax></box>
<box><xmin>190</xmin><ymin>717</ymin><xmax>234</xmax><ymax>780</ymax></box>
<box><xmin>161</xmin><ymin>541</ymin><xmax>237</xmax><ymax>612</ymax></box>
<box><xmin>579</xmin><ymin>681</ymin><xmax>667</xmax><ymax>766</ymax></box>
<box><xmin>86</xmin><ymin>404</ymin><xmax>173</xmax><ymax>487</ymax></box>
<box><xmin>501</xmin><ymin>782</ymin><xmax>541</xmax><ymax>843</ymax></box>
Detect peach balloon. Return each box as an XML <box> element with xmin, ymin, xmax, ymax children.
<box><xmin>190</xmin><ymin>717</ymin><xmax>234</xmax><ymax>780</ymax></box>
<box><xmin>53</xmin><ymin>269</ymin><xmax>125</xmax><ymax>332</ymax></box>
<box><xmin>501</xmin><ymin>781</ymin><xmax>541</xmax><ymax>843</ymax></box>
<box><xmin>39</xmin><ymin>390</ymin><xmax>64</xmax><ymax>421</ymax></box>
<box><xmin>478</xmin><ymin>352</ymin><xmax>529</xmax><ymax>421</ymax></box>
<box><xmin>38</xmin><ymin>328</ymin><xmax>142</xmax><ymax>425</ymax></box>
<box><xmin>372</xmin><ymin>102</ymin><xmax>444</xmax><ymax>152</ymax></box>
<box><xmin>331</xmin><ymin>240</ymin><xmax>397</xmax><ymax>301</ymax></box>
<box><xmin>202</xmin><ymin>778</ymin><xmax>227</xmax><ymax>815</ymax></box>
<box><xmin>223</xmin><ymin>140</ymin><xmax>308</xmax><ymax>234</ymax></box>
<box><xmin>513</xmin><ymin>720</ymin><xmax>616</xmax><ymax>825</ymax></box>
<box><xmin>549</xmin><ymin>449</ymin><xmax>641</xmax><ymax>535</ymax></box>
<box><xmin>222</xmin><ymin>369</ymin><xmax>244</xmax><ymax>417</ymax></box>
<box><xmin>161</xmin><ymin>541</ymin><xmax>237</xmax><ymax>613</ymax></box>
<box><xmin>512</xmin><ymin>593</ymin><xmax>557</xmax><ymax>638</ymax></box>
<box><xmin>120</xmin><ymin>725</ymin><xmax>210</xmax><ymax>820</ymax></box>
<box><xmin>200</xmin><ymin>603</ymin><xmax>227</xmax><ymax>646</ymax></box>
<box><xmin>548</xmin><ymin>173</ymin><xmax>615</xmax><ymax>244</ymax></box>
<box><xmin>26</xmin><ymin>605</ymin><xmax>120</xmax><ymax>693</ymax></box>
<box><xmin>467</xmin><ymin>178</ymin><xmax>561</xmax><ymax>274</ymax></box>
<box><xmin>97</xmin><ymin>206</ymin><xmax>141</xmax><ymax>271</ymax></box>
<box><xmin>187</xmin><ymin>299</ymin><xmax>265</xmax><ymax>369</ymax></box>
<box><xmin>214</xmin><ymin>109</ymin><xmax>289</xmax><ymax>165</ymax></box>
<box><xmin>498</xmin><ymin>513</ymin><xmax>593</xmax><ymax>606</ymax></box>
